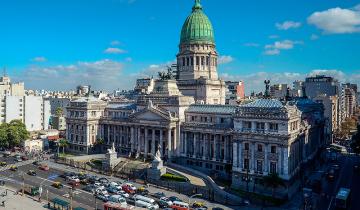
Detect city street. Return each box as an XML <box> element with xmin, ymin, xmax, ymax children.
<box><xmin>0</xmin><ymin>155</ymin><xmax>233</xmax><ymax>210</ymax></box>
<box><xmin>317</xmin><ymin>153</ymin><xmax>360</xmax><ymax>210</ymax></box>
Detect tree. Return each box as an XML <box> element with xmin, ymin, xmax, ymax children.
<box><xmin>55</xmin><ymin>107</ymin><xmax>63</xmax><ymax>117</ymax></box>
<box><xmin>94</xmin><ymin>138</ymin><xmax>105</xmax><ymax>153</ymax></box>
<box><xmin>262</xmin><ymin>173</ymin><xmax>286</xmax><ymax>197</ymax></box>
<box><xmin>58</xmin><ymin>139</ymin><xmax>69</xmax><ymax>154</ymax></box>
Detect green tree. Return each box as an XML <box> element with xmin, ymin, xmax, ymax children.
<box><xmin>263</xmin><ymin>173</ymin><xmax>286</xmax><ymax>197</ymax></box>
<box><xmin>0</xmin><ymin>123</ymin><xmax>9</xmax><ymax>148</ymax></box>
<box><xmin>55</xmin><ymin>107</ymin><xmax>63</xmax><ymax>117</ymax></box>
<box><xmin>58</xmin><ymin>139</ymin><xmax>69</xmax><ymax>154</ymax></box>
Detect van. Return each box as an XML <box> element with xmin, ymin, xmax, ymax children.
<box><xmin>171</xmin><ymin>201</ymin><xmax>189</xmax><ymax>210</ymax></box>
<box><xmin>133</xmin><ymin>195</ymin><xmax>159</xmax><ymax>209</ymax></box>
<box><xmin>135</xmin><ymin>200</ymin><xmax>157</xmax><ymax>210</ymax></box>
<box><xmin>109</xmin><ymin>195</ymin><xmax>127</xmax><ymax>205</ymax></box>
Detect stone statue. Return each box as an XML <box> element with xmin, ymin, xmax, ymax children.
<box><xmin>158</xmin><ymin>66</ymin><xmax>173</xmax><ymax>80</ymax></box>
<box><xmin>264</xmin><ymin>80</ymin><xmax>271</xmax><ymax>98</ymax></box>
<box><xmin>107</xmin><ymin>142</ymin><xmax>116</xmax><ymax>154</ymax></box>
<box><xmin>154</xmin><ymin>144</ymin><xmax>162</xmax><ymax>162</ymax></box>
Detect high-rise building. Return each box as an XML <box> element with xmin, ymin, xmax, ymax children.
<box><xmin>225</xmin><ymin>81</ymin><xmax>245</xmax><ymax>104</ymax></box>
<box><xmin>0</xmin><ymin>76</ymin><xmax>25</xmax><ymax>96</ymax></box>
<box><xmin>304</xmin><ymin>75</ymin><xmax>340</xmax><ymax>98</ymax></box>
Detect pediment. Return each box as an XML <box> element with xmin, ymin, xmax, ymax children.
<box><xmin>132</xmin><ymin>108</ymin><xmax>171</xmax><ymax>121</ymax></box>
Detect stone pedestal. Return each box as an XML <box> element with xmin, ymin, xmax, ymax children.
<box><xmin>103</xmin><ymin>143</ymin><xmax>118</xmax><ymax>171</ymax></box>
<box><xmin>147</xmin><ymin>146</ymin><xmax>166</xmax><ymax>181</ymax></box>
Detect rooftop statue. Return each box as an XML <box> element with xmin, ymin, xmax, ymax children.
<box><xmin>158</xmin><ymin>67</ymin><xmax>173</xmax><ymax>81</ymax></box>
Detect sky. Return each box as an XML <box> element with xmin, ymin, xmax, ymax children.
<box><xmin>1</xmin><ymin>0</ymin><xmax>360</xmax><ymax>94</ymax></box>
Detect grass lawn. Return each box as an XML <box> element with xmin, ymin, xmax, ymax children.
<box><xmin>161</xmin><ymin>173</ymin><xmax>188</xmax><ymax>182</ymax></box>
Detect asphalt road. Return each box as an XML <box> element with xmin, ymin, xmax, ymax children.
<box><xmin>317</xmin><ymin>153</ymin><xmax>360</xmax><ymax>210</ymax></box>
<box><xmin>0</xmin><ymin>154</ymin><xmax>232</xmax><ymax>210</ymax></box>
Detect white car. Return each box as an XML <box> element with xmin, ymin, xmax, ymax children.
<box><xmin>160</xmin><ymin>197</ymin><xmax>173</xmax><ymax>206</ymax></box>
<box><xmin>109</xmin><ymin>182</ymin><xmax>122</xmax><ymax>190</ymax></box>
<box><xmin>69</xmin><ymin>176</ymin><xmax>80</xmax><ymax>182</ymax></box>
<box><xmin>96</xmin><ymin>188</ymin><xmax>108</xmax><ymax>195</ymax></box>
<box><xmin>118</xmin><ymin>190</ymin><xmax>129</xmax><ymax>198</ymax></box>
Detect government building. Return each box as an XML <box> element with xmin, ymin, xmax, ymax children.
<box><xmin>66</xmin><ymin>0</ymin><xmax>325</xmax><ymax>198</ymax></box>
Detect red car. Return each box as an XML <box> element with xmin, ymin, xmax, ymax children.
<box><xmin>39</xmin><ymin>165</ymin><xmax>50</xmax><ymax>171</ymax></box>
<box><xmin>121</xmin><ymin>185</ymin><xmax>135</xmax><ymax>194</ymax></box>
<box><xmin>69</xmin><ymin>181</ymin><xmax>80</xmax><ymax>187</ymax></box>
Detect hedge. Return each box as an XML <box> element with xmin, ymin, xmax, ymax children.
<box><xmin>161</xmin><ymin>173</ymin><xmax>187</xmax><ymax>182</ymax></box>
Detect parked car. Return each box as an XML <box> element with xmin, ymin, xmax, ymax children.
<box><xmin>52</xmin><ymin>182</ymin><xmax>63</xmax><ymax>189</ymax></box>
<box><xmin>21</xmin><ymin>156</ymin><xmax>28</xmax><ymax>161</ymax></box>
<box><xmin>122</xmin><ymin>183</ymin><xmax>136</xmax><ymax>191</ymax></box>
<box><xmin>69</xmin><ymin>181</ymin><xmax>80</xmax><ymax>188</ymax></box>
<box><xmin>68</xmin><ymin>176</ymin><xmax>80</xmax><ymax>183</ymax></box>
<box><xmin>83</xmin><ymin>185</ymin><xmax>96</xmax><ymax>193</ymax></box>
<box><xmin>99</xmin><ymin>177</ymin><xmax>109</xmax><ymax>185</ymax></box>
<box><xmin>32</xmin><ymin>161</ymin><xmax>40</xmax><ymax>166</ymax></box>
<box><xmin>27</xmin><ymin>170</ymin><xmax>37</xmax><ymax>176</ymax></box>
<box><xmin>122</xmin><ymin>185</ymin><xmax>135</xmax><ymax>194</ymax></box>
<box><xmin>153</xmin><ymin>192</ymin><xmax>166</xmax><ymax>199</ymax></box>
<box><xmin>136</xmin><ymin>186</ymin><xmax>149</xmax><ymax>195</ymax></box>
<box><xmin>96</xmin><ymin>194</ymin><xmax>110</xmax><ymax>202</ymax></box>
<box><xmin>168</xmin><ymin>196</ymin><xmax>182</xmax><ymax>202</ymax></box>
<box><xmin>0</xmin><ymin>162</ymin><xmax>7</xmax><ymax>167</ymax></box>
<box><xmin>107</xmin><ymin>186</ymin><xmax>119</xmax><ymax>194</ymax></box>
<box><xmin>117</xmin><ymin>190</ymin><xmax>129</xmax><ymax>198</ymax></box>
<box><xmin>80</xmin><ymin>179</ymin><xmax>89</xmax><ymax>185</ymax></box>
<box><xmin>10</xmin><ymin>165</ymin><xmax>18</xmax><ymax>171</ymax></box>
<box><xmin>109</xmin><ymin>195</ymin><xmax>127</xmax><ymax>205</ymax></box>
<box><xmin>160</xmin><ymin>197</ymin><xmax>173</xmax><ymax>206</ymax></box>
<box><xmin>39</xmin><ymin>165</ymin><xmax>49</xmax><ymax>171</ymax></box>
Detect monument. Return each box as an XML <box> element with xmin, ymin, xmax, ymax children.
<box><xmin>103</xmin><ymin>142</ymin><xmax>118</xmax><ymax>171</ymax></box>
<box><xmin>147</xmin><ymin>145</ymin><xmax>166</xmax><ymax>181</ymax></box>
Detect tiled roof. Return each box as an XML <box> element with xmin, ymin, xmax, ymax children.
<box><xmin>241</xmin><ymin>99</ymin><xmax>284</xmax><ymax>108</ymax></box>
<box><xmin>187</xmin><ymin>104</ymin><xmax>237</xmax><ymax>114</ymax></box>
<box><xmin>107</xmin><ymin>103</ymin><xmax>136</xmax><ymax>110</ymax></box>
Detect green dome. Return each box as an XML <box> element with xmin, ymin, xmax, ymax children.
<box><xmin>180</xmin><ymin>0</ymin><xmax>215</xmax><ymax>45</ymax></box>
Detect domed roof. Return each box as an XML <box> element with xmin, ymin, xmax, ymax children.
<box><xmin>180</xmin><ymin>0</ymin><xmax>215</xmax><ymax>45</ymax></box>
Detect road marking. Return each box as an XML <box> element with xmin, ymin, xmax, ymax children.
<box><xmin>63</xmin><ymin>193</ymin><xmax>70</xmax><ymax>198</ymax></box>
<box><xmin>327</xmin><ymin>196</ymin><xmax>334</xmax><ymax>210</ymax></box>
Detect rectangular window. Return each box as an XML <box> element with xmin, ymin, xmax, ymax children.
<box><xmin>243</xmin><ymin>121</ymin><xmax>252</xmax><ymax>130</ymax></box>
<box><xmin>269</xmin><ymin>123</ymin><xmax>278</xmax><ymax>131</ymax></box>
<box><xmin>191</xmin><ymin>57</ymin><xmax>194</xmax><ymax>65</ymax></box>
<box><xmin>257</xmin><ymin>160</ymin><xmax>263</xmax><ymax>173</ymax></box>
<box><xmin>271</xmin><ymin>146</ymin><xmax>276</xmax><ymax>153</ymax></box>
<box><xmin>182</xmin><ymin>57</ymin><xmax>186</xmax><ymax>66</ymax></box>
<box><xmin>256</xmin><ymin>122</ymin><xmax>265</xmax><ymax>130</ymax></box>
<box><xmin>206</xmin><ymin>57</ymin><xmax>209</xmax><ymax>65</ymax></box>
<box><xmin>196</xmin><ymin>56</ymin><xmax>200</xmax><ymax>65</ymax></box>
<box><xmin>270</xmin><ymin>162</ymin><xmax>277</xmax><ymax>174</ymax></box>
<box><xmin>186</xmin><ymin>57</ymin><xmax>189</xmax><ymax>66</ymax></box>
<box><xmin>244</xmin><ymin>143</ymin><xmax>249</xmax><ymax>151</ymax></box>
<box><xmin>244</xmin><ymin>159</ymin><xmax>249</xmax><ymax>170</ymax></box>
<box><xmin>257</xmin><ymin>144</ymin><xmax>263</xmax><ymax>152</ymax></box>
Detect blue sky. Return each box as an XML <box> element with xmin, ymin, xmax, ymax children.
<box><xmin>1</xmin><ymin>0</ymin><xmax>360</xmax><ymax>93</ymax></box>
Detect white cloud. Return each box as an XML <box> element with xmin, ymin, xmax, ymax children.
<box><xmin>31</xmin><ymin>57</ymin><xmax>47</xmax><ymax>62</ymax></box>
<box><xmin>264</xmin><ymin>40</ymin><xmax>302</xmax><ymax>55</ymax></box>
<box><xmin>218</xmin><ymin>55</ymin><xmax>234</xmax><ymax>64</ymax></box>
<box><xmin>110</xmin><ymin>40</ymin><xmax>121</xmax><ymax>46</ymax></box>
<box><xmin>310</xmin><ymin>34</ymin><xmax>319</xmax><ymax>40</ymax></box>
<box><xmin>104</xmin><ymin>47</ymin><xmax>127</xmax><ymax>54</ymax></box>
<box><xmin>125</xmin><ymin>57</ymin><xmax>133</xmax><ymax>62</ymax></box>
<box><xmin>308</xmin><ymin>6</ymin><xmax>360</xmax><ymax>34</ymax></box>
<box><xmin>17</xmin><ymin>59</ymin><xmax>127</xmax><ymax>91</ymax></box>
<box><xmin>264</xmin><ymin>49</ymin><xmax>280</xmax><ymax>55</ymax></box>
<box><xmin>269</xmin><ymin>35</ymin><xmax>279</xmax><ymax>39</ymax></box>
<box><xmin>244</xmin><ymin>43</ymin><xmax>260</xmax><ymax>47</ymax></box>
<box><xmin>275</xmin><ymin>21</ymin><xmax>302</xmax><ymax>30</ymax></box>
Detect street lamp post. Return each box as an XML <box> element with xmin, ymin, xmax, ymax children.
<box><xmin>188</xmin><ymin>194</ymin><xmax>202</xmax><ymax>210</ymax></box>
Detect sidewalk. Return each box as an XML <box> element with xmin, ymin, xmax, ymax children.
<box><xmin>0</xmin><ymin>187</ymin><xmax>47</xmax><ymax>210</ymax></box>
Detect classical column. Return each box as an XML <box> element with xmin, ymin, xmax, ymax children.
<box><xmin>167</xmin><ymin>127</ymin><xmax>172</xmax><ymax>158</ymax></box>
<box><xmin>137</xmin><ymin>127</ymin><xmax>141</xmax><ymax>153</ymax></box>
<box><xmin>264</xmin><ymin>144</ymin><xmax>269</xmax><ymax>173</ymax></box>
<box><xmin>224</xmin><ymin>136</ymin><xmax>229</xmax><ymax>162</ymax></box>
<box><xmin>151</xmin><ymin>129</ymin><xmax>156</xmax><ymax>155</ymax></box>
<box><xmin>176</xmin><ymin>123</ymin><xmax>180</xmax><ymax>156</ymax></box>
<box><xmin>107</xmin><ymin>125</ymin><xmax>110</xmax><ymax>145</ymax></box>
<box><xmin>238</xmin><ymin>142</ymin><xmax>242</xmax><ymax>168</ymax></box>
<box><xmin>193</xmin><ymin>133</ymin><xmax>197</xmax><ymax>158</ymax></box>
<box><xmin>144</xmin><ymin>128</ymin><xmax>148</xmax><ymax>157</ymax></box>
<box><xmin>233</xmin><ymin>142</ymin><xmax>238</xmax><ymax>169</ymax></box>
<box><xmin>184</xmin><ymin>132</ymin><xmax>187</xmax><ymax>156</ymax></box>
<box><xmin>251</xmin><ymin>143</ymin><xmax>255</xmax><ymax>172</ymax></box>
<box><xmin>130</xmin><ymin>127</ymin><xmax>135</xmax><ymax>152</ymax></box>
<box><xmin>203</xmin><ymin>134</ymin><xmax>207</xmax><ymax>159</ymax></box>
<box><xmin>213</xmin><ymin>134</ymin><xmax>218</xmax><ymax>161</ymax></box>
<box><xmin>160</xmin><ymin>129</ymin><xmax>164</xmax><ymax>157</ymax></box>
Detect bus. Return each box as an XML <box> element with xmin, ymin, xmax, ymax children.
<box><xmin>335</xmin><ymin>188</ymin><xmax>351</xmax><ymax>209</ymax></box>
